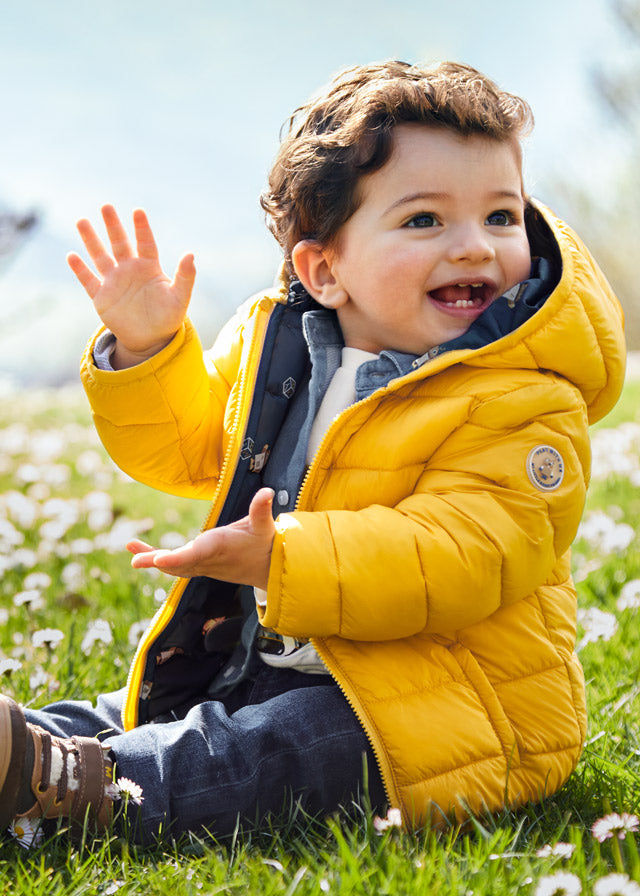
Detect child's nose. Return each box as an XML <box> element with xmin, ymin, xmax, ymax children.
<box><xmin>447</xmin><ymin>225</ymin><xmax>496</xmax><ymax>264</ymax></box>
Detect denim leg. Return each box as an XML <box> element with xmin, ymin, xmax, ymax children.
<box><xmin>23</xmin><ymin>688</ymin><xmax>126</xmax><ymax>740</ymax></box>
<box><xmin>20</xmin><ymin>671</ymin><xmax>386</xmax><ymax>842</ymax></box>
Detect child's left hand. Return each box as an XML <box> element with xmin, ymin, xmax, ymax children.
<box><xmin>127</xmin><ymin>488</ymin><xmax>276</xmax><ymax>591</ymax></box>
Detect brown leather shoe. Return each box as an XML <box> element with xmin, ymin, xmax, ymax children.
<box><xmin>0</xmin><ymin>695</ymin><xmax>114</xmax><ymax>830</ymax></box>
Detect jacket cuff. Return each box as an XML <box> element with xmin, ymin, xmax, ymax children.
<box><xmin>80</xmin><ymin>320</ymin><xmax>203</xmax><ymax>425</ymax></box>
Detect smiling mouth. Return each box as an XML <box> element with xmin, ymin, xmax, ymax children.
<box><xmin>429</xmin><ymin>282</ymin><xmax>493</xmax><ymax>309</ymax></box>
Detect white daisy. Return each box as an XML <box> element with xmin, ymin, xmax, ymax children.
<box><xmin>8</xmin><ymin>549</ymin><xmax>39</xmax><ymax>571</ymax></box>
<box><xmin>576</xmin><ymin>511</ymin><xmax>635</xmax><ymax>554</ymax></box>
<box><xmin>373</xmin><ymin>807</ymin><xmax>402</xmax><ymax>833</ymax></box>
<box><xmin>61</xmin><ymin>561</ymin><xmax>86</xmax><ymax>590</ymax></box>
<box><xmin>576</xmin><ymin>607</ymin><xmax>618</xmax><ymax>650</ymax></box>
<box><xmin>105</xmin><ymin>781</ymin><xmax>122</xmax><ymax>801</ymax></box>
<box><xmin>0</xmin><ymin>518</ymin><xmax>24</xmax><ymax>549</ymax></box>
<box><xmin>1</xmin><ymin>491</ymin><xmax>38</xmax><ymax>528</ymax></box>
<box><xmin>0</xmin><ymin>658</ymin><xmax>22</xmax><ymax>676</ymax></box>
<box><xmin>593</xmin><ymin>873</ymin><xmax>640</xmax><ymax>896</ymax></box>
<box><xmin>13</xmin><ymin>589</ymin><xmax>44</xmax><ymax>609</ymax></box>
<box><xmin>75</xmin><ymin>452</ymin><xmax>105</xmax><ymax>476</ymax></box>
<box><xmin>533</xmin><ymin>871</ymin><xmax>582</xmax><ymax>896</ymax></box>
<box><xmin>68</xmin><ymin>538</ymin><xmax>96</xmax><ymax>555</ymax></box>
<box><xmin>591</xmin><ymin>812</ymin><xmax>640</xmax><ymax>842</ymax></box>
<box><xmin>32</xmin><ymin>628</ymin><xmax>65</xmax><ymax>650</ymax></box>
<box><xmin>80</xmin><ymin>619</ymin><xmax>113</xmax><ymax>654</ymax></box>
<box><xmin>29</xmin><ymin>667</ymin><xmax>49</xmax><ymax>690</ymax></box>
<box><xmin>8</xmin><ymin>815</ymin><xmax>43</xmax><ymax>849</ymax></box>
<box><xmin>115</xmin><ymin>777</ymin><xmax>144</xmax><ymax>806</ymax></box>
<box><xmin>127</xmin><ymin>620</ymin><xmax>151</xmax><ymax>647</ymax></box>
<box><xmin>23</xmin><ymin>572</ymin><xmax>52</xmax><ymax>590</ymax></box>
<box><xmin>536</xmin><ymin>842</ymin><xmax>576</xmax><ymax>859</ymax></box>
<box><xmin>589</xmin><ymin>423</ymin><xmax>640</xmax><ymax>481</ymax></box>
<box><xmin>617</xmin><ymin>579</ymin><xmax>640</xmax><ymax>612</ymax></box>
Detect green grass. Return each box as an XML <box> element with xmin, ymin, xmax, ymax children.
<box><xmin>1</xmin><ymin>379</ymin><xmax>640</xmax><ymax>895</ymax></box>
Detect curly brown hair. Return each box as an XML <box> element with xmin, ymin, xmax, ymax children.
<box><xmin>260</xmin><ymin>61</ymin><xmax>534</xmax><ymax>277</ymax></box>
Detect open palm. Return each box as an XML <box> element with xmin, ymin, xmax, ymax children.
<box><xmin>67</xmin><ymin>205</ymin><xmax>196</xmax><ymax>363</ymax></box>
<box><xmin>127</xmin><ymin>487</ymin><xmax>276</xmax><ymax>591</ymax></box>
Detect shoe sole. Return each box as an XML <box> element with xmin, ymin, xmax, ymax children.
<box><xmin>0</xmin><ymin>696</ymin><xmax>28</xmax><ymax>829</ymax></box>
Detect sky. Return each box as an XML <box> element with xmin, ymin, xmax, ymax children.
<box><xmin>0</xmin><ymin>0</ymin><xmax>630</xmax><ymax>385</ymax></box>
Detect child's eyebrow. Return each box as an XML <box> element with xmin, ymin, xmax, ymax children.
<box><xmin>385</xmin><ymin>189</ymin><xmax>523</xmax><ymax>217</ymax></box>
<box><xmin>486</xmin><ymin>190</ymin><xmax>524</xmax><ymax>202</ymax></box>
<box><xmin>384</xmin><ymin>192</ymin><xmax>449</xmax><ymax>215</ymax></box>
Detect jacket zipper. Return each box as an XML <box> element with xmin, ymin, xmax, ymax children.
<box><xmin>121</xmin><ymin>300</ymin><xmax>274</xmax><ymax>730</ymax></box>
<box><xmin>295</xmin><ymin>384</ymin><xmax>406</xmax><ymax>812</ymax></box>
<box><xmin>290</xmin><ymin>333</ymin><xmax>548</xmax><ymax>812</ymax></box>
<box><xmin>292</xmin><ymin>351</ymin><xmax>466</xmax><ymax>811</ymax></box>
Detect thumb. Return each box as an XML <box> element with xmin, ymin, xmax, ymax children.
<box><xmin>174</xmin><ymin>253</ymin><xmax>196</xmax><ymax>303</ymax></box>
<box><xmin>248</xmin><ymin>488</ymin><xmax>276</xmax><ymax>534</ymax></box>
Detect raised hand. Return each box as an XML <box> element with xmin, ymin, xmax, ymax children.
<box><xmin>67</xmin><ymin>205</ymin><xmax>196</xmax><ymax>368</ymax></box>
<box><xmin>126</xmin><ymin>488</ymin><xmax>276</xmax><ymax>591</ymax></box>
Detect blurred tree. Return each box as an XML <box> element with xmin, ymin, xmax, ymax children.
<box><xmin>597</xmin><ymin>0</ymin><xmax>640</xmax><ymax>125</ymax></box>
<box><xmin>0</xmin><ymin>208</ymin><xmax>39</xmax><ymax>274</ymax></box>
<box><xmin>562</xmin><ymin>0</ymin><xmax>640</xmax><ymax>349</ymax></box>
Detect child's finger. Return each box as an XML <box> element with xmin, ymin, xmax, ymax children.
<box><xmin>130</xmin><ymin>552</ymin><xmax>158</xmax><ymax>569</ymax></box>
<box><xmin>132</xmin><ymin>547</ymin><xmax>194</xmax><ymax>577</ymax></box>
<box><xmin>76</xmin><ymin>218</ymin><xmax>116</xmax><ymax>277</ymax></box>
<box><xmin>126</xmin><ymin>539</ymin><xmax>155</xmax><ymax>555</ymax></box>
<box><xmin>130</xmin><ymin>548</ymin><xmax>180</xmax><ymax>570</ymax></box>
<box><xmin>152</xmin><ymin>543</ymin><xmax>198</xmax><ymax>568</ymax></box>
<box><xmin>132</xmin><ymin>208</ymin><xmax>159</xmax><ymax>260</ymax></box>
<box><xmin>101</xmin><ymin>204</ymin><xmax>134</xmax><ymax>261</ymax></box>
<box><xmin>66</xmin><ymin>252</ymin><xmax>101</xmax><ymax>299</ymax></box>
<box><xmin>248</xmin><ymin>488</ymin><xmax>276</xmax><ymax>535</ymax></box>
<box><xmin>130</xmin><ymin>539</ymin><xmax>198</xmax><ymax>571</ymax></box>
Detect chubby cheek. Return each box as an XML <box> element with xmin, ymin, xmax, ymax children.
<box><xmin>373</xmin><ymin>242</ymin><xmax>429</xmax><ymax>287</ymax></box>
<box><xmin>334</xmin><ymin>232</ymin><xmax>432</xmax><ymax>306</ymax></box>
<box><xmin>510</xmin><ymin>240</ymin><xmax>533</xmax><ymax>284</ymax></box>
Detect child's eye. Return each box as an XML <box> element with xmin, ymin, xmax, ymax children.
<box><xmin>405</xmin><ymin>212</ymin><xmax>439</xmax><ymax>228</ymax></box>
<box><xmin>486</xmin><ymin>210</ymin><xmax>515</xmax><ymax>226</ymax></box>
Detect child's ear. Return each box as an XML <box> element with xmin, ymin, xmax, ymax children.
<box><xmin>291</xmin><ymin>240</ymin><xmax>348</xmax><ymax>309</ymax></box>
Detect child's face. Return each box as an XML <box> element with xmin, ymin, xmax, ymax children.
<box><xmin>311</xmin><ymin>124</ymin><xmax>532</xmax><ymax>355</ymax></box>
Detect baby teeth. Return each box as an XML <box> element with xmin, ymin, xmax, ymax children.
<box><xmin>445</xmin><ymin>299</ymin><xmax>476</xmax><ymax>308</ymax></box>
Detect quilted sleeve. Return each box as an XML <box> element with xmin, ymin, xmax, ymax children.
<box><xmin>80</xmin><ymin>313</ymin><xmax>247</xmax><ymax>499</ymax></box>
<box><xmin>260</xmin><ymin>377</ymin><xmax>590</xmax><ymax>641</ymax></box>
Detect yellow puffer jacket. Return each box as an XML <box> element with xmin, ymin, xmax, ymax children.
<box><xmin>81</xmin><ymin>203</ymin><xmax>625</xmax><ymax>827</ymax></box>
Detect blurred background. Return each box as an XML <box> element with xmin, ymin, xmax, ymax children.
<box><xmin>0</xmin><ymin>0</ymin><xmax>637</xmax><ymax>386</ymax></box>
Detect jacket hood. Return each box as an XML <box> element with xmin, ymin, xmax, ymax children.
<box><xmin>463</xmin><ymin>201</ymin><xmax>626</xmax><ymax>424</ymax></box>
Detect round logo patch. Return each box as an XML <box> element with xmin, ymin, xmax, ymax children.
<box><xmin>526</xmin><ymin>445</ymin><xmax>564</xmax><ymax>491</ymax></box>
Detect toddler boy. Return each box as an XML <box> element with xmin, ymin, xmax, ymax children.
<box><xmin>0</xmin><ymin>61</ymin><xmax>625</xmax><ymax>840</ymax></box>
